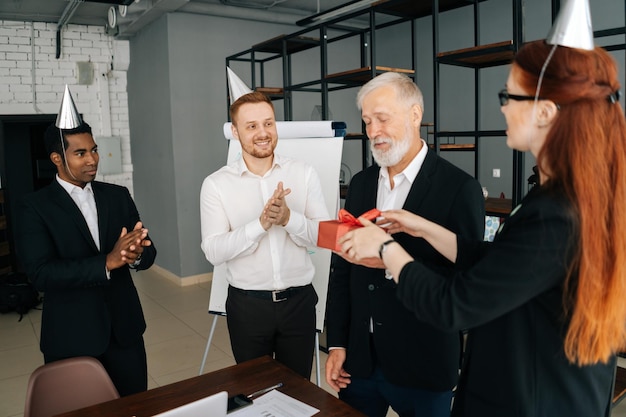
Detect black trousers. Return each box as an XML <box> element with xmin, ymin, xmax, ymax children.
<box><xmin>226</xmin><ymin>284</ymin><xmax>318</xmax><ymax>379</ymax></box>
<box><xmin>44</xmin><ymin>335</ymin><xmax>147</xmax><ymax>397</ymax></box>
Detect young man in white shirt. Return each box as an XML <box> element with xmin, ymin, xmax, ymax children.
<box><xmin>200</xmin><ymin>91</ymin><xmax>329</xmax><ymax>378</ymax></box>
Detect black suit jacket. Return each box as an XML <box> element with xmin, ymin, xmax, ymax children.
<box><xmin>16</xmin><ymin>180</ymin><xmax>156</xmax><ymax>358</ymax></box>
<box><xmin>326</xmin><ymin>149</ymin><xmax>485</xmax><ymax>391</ymax></box>
<box><xmin>395</xmin><ymin>186</ymin><xmax>615</xmax><ymax>417</ymax></box>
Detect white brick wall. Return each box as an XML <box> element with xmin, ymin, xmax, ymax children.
<box><xmin>0</xmin><ymin>20</ymin><xmax>134</xmax><ymax>194</ymax></box>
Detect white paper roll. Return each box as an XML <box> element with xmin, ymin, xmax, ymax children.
<box><xmin>223</xmin><ymin>120</ymin><xmax>339</xmax><ymax>140</ymax></box>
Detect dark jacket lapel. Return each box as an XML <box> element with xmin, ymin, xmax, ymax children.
<box><xmin>362</xmin><ymin>166</ymin><xmax>380</xmax><ymax>210</ymax></box>
<box><xmin>402</xmin><ymin>149</ymin><xmax>436</xmax><ymax>213</ymax></box>
<box><xmin>49</xmin><ymin>180</ymin><xmax>99</xmax><ymax>252</ymax></box>
<box><xmin>91</xmin><ymin>182</ymin><xmax>109</xmax><ymax>251</ymax></box>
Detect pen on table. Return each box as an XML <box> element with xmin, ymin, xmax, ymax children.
<box><xmin>247</xmin><ymin>382</ymin><xmax>284</xmax><ymax>399</ymax></box>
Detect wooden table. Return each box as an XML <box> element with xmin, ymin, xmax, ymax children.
<box><xmin>56</xmin><ymin>356</ymin><xmax>365</xmax><ymax>417</ymax></box>
<box><xmin>484</xmin><ymin>197</ymin><xmax>512</xmax><ymax>217</ymax></box>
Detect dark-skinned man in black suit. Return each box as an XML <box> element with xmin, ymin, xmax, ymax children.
<box><xmin>15</xmin><ymin>88</ymin><xmax>156</xmax><ymax>396</ymax></box>
<box><xmin>325</xmin><ymin>72</ymin><xmax>484</xmax><ymax>417</ymax></box>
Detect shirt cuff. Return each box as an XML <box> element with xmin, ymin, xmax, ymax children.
<box><xmin>283</xmin><ymin>210</ymin><xmax>305</xmax><ymax>235</ymax></box>
<box><xmin>248</xmin><ymin>218</ymin><xmax>268</xmax><ymax>240</ymax></box>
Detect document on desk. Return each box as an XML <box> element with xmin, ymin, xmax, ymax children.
<box><xmin>229</xmin><ymin>390</ymin><xmax>319</xmax><ymax>417</ymax></box>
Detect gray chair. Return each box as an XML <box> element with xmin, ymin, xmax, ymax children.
<box><xmin>24</xmin><ymin>356</ymin><xmax>119</xmax><ymax>417</ymax></box>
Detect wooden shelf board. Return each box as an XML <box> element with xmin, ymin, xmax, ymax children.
<box><xmin>0</xmin><ymin>266</ymin><xmax>12</xmax><ymax>275</ymax></box>
<box><xmin>255</xmin><ymin>87</ymin><xmax>284</xmax><ymax>99</ymax></box>
<box><xmin>252</xmin><ymin>34</ymin><xmax>319</xmax><ymax>54</ymax></box>
<box><xmin>0</xmin><ymin>215</ymin><xmax>6</xmax><ymax>230</ymax></box>
<box><xmin>256</xmin><ymin>87</ymin><xmax>283</xmax><ymax>93</ymax></box>
<box><xmin>325</xmin><ymin>66</ymin><xmax>414</xmax><ymax>84</ymax></box>
<box><xmin>345</xmin><ymin>132</ymin><xmax>367</xmax><ymax>139</ymax></box>
<box><xmin>437</xmin><ymin>40</ymin><xmax>515</xmax><ymax>68</ymax></box>
<box><xmin>429</xmin><ymin>130</ymin><xmax>506</xmax><ymax>138</ymax></box>
<box><xmin>428</xmin><ymin>143</ymin><xmax>476</xmax><ymax>151</ymax></box>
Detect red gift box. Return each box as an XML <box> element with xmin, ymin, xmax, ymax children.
<box><xmin>317</xmin><ymin>208</ymin><xmax>381</xmax><ymax>252</ymax></box>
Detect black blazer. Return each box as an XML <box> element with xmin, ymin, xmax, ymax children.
<box><xmin>396</xmin><ymin>186</ymin><xmax>616</xmax><ymax>417</ymax></box>
<box><xmin>16</xmin><ymin>180</ymin><xmax>156</xmax><ymax>358</ymax></box>
<box><xmin>326</xmin><ymin>149</ymin><xmax>485</xmax><ymax>391</ymax></box>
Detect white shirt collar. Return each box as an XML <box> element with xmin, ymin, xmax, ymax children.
<box><xmin>236</xmin><ymin>153</ymin><xmax>284</xmax><ymax>177</ymax></box>
<box><xmin>56</xmin><ymin>174</ymin><xmax>93</xmax><ymax>196</ymax></box>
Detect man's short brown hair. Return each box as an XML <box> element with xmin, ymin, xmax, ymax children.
<box><xmin>229</xmin><ymin>91</ymin><xmax>274</xmax><ymax>125</ymax></box>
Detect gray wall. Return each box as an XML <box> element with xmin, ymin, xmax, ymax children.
<box><xmin>128</xmin><ymin>13</ymin><xmax>360</xmax><ymax>278</ymax></box>
<box><xmin>128</xmin><ymin>14</ymin><xmax>296</xmax><ymax>277</ymax></box>
<box><xmin>128</xmin><ymin>16</ymin><xmax>178</xmax><ymax>275</ymax></box>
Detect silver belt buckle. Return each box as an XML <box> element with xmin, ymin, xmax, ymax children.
<box><xmin>272</xmin><ymin>290</ymin><xmax>286</xmax><ymax>302</ymax></box>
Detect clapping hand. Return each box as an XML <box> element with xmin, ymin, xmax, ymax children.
<box><xmin>260</xmin><ymin>181</ymin><xmax>292</xmax><ymax>230</ymax></box>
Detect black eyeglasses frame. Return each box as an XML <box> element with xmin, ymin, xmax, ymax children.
<box><xmin>498</xmin><ymin>89</ymin><xmax>542</xmax><ymax>106</ymax></box>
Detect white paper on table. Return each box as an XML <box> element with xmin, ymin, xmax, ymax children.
<box><xmin>229</xmin><ymin>390</ymin><xmax>319</xmax><ymax>417</ymax></box>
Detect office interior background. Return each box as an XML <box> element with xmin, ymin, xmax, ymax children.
<box><xmin>0</xmin><ymin>0</ymin><xmax>624</xmax><ymax>283</ymax></box>
<box><xmin>0</xmin><ymin>0</ymin><xmax>625</xmax><ymax>415</ymax></box>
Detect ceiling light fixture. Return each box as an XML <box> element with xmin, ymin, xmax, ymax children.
<box><xmin>85</xmin><ymin>0</ymin><xmax>135</xmax><ymax>5</ymax></box>
<box><xmin>296</xmin><ymin>0</ymin><xmax>377</xmax><ymax>26</ymax></box>
<box><xmin>107</xmin><ymin>6</ymin><xmax>117</xmax><ymax>28</ymax></box>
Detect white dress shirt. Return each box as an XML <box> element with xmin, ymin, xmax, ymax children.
<box><xmin>57</xmin><ymin>175</ymin><xmax>100</xmax><ymax>250</ymax></box>
<box><xmin>376</xmin><ymin>140</ymin><xmax>427</xmax><ymax>284</ymax></box>
<box><xmin>376</xmin><ymin>139</ymin><xmax>428</xmax><ymax>211</ymax></box>
<box><xmin>364</xmin><ymin>140</ymin><xmax>428</xmax><ymax>333</ymax></box>
<box><xmin>57</xmin><ymin>175</ymin><xmax>112</xmax><ymax>279</ymax></box>
<box><xmin>200</xmin><ymin>154</ymin><xmax>330</xmax><ymax>291</ymax></box>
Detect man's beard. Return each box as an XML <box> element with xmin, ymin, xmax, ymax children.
<box><xmin>370</xmin><ymin>134</ymin><xmax>411</xmax><ymax>168</ymax></box>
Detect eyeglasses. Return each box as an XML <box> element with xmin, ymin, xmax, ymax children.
<box><xmin>498</xmin><ymin>89</ymin><xmax>539</xmax><ymax>106</ymax></box>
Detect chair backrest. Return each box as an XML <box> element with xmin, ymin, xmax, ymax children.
<box><xmin>24</xmin><ymin>356</ymin><xmax>120</xmax><ymax>417</ymax></box>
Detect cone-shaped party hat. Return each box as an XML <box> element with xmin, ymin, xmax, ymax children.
<box><xmin>546</xmin><ymin>0</ymin><xmax>594</xmax><ymax>50</ymax></box>
<box><xmin>55</xmin><ymin>85</ymin><xmax>83</xmax><ymax>129</ymax></box>
<box><xmin>227</xmin><ymin>67</ymin><xmax>253</xmax><ymax>103</ymax></box>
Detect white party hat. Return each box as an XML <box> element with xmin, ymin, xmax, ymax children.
<box><xmin>227</xmin><ymin>67</ymin><xmax>253</xmax><ymax>103</ymax></box>
<box><xmin>546</xmin><ymin>0</ymin><xmax>594</xmax><ymax>50</ymax></box>
<box><xmin>55</xmin><ymin>85</ymin><xmax>83</xmax><ymax>129</ymax></box>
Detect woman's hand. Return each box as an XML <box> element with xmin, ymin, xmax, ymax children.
<box><xmin>379</xmin><ymin>209</ymin><xmax>428</xmax><ymax>237</ymax></box>
<box><xmin>338</xmin><ymin>217</ymin><xmax>391</xmax><ymax>260</ymax></box>
<box><xmin>382</xmin><ymin>209</ymin><xmax>459</xmax><ymax>263</ymax></box>
<box><xmin>339</xmin><ymin>217</ymin><xmax>414</xmax><ymax>282</ymax></box>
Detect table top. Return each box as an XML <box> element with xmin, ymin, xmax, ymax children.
<box><xmin>485</xmin><ymin>197</ymin><xmax>512</xmax><ymax>216</ymax></box>
<box><xmin>55</xmin><ymin>356</ymin><xmax>365</xmax><ymax>417</ymax></box>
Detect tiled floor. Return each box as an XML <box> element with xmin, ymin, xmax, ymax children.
<box><xmin>0</xmin><ymin>268</ymin><xmax>343</xmax><ymax>417</ymax></box>
<box><xmin>1</xmin><ymin>267</ymin><xmax>625</xmax><ymax>417</ymax></box>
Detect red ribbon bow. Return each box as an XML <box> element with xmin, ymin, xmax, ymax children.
<box><xmin>337</xmin><ymin>208</ymin><xmax>381</xmax><ymax>226</ymax></box>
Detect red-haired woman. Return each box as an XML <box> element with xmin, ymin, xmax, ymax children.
<box><xmin>337</xmin><ymin>39</ymin><xmax>626</xmax><ymax>417</ymax></box>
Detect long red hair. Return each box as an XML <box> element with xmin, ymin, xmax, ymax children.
<box><xmin>514</xmin><ymin>40</ymin><xmax>626</xmax><ymax>365</ymax></box>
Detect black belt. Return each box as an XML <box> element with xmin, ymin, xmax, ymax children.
<box><xmin>230</xmin><ymin>284</ymin><xmax>311</xmax><ymax>302</ymax></box>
